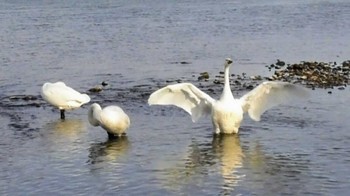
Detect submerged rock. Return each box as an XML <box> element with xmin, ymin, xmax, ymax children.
<box><xmin>9</xmin><ymin>95</ymin><xmax>38</xmax><ymax>101</ymax></box>
<box><xmin>1</xmin><ymin>95</ymin><xmax>42</xmax><ymax>108</ymax></box>
<box><xmin>170</xmin><ymin>61</ymin><xmax>192</xmax><ymax>65</ymax></box>
<box><xmin>276</xmin><ymin>59</ymin><xmax>286</xmax><ymax>66</ymax></box>
<box><xmin>89</xmin><ymin>81</ymin><xmax>109</xmax><ymax>93</ymax></box>
<box><xmin>198</xmin><ymin>72</ymin><xmax>210</xmax><ymax>80</ymax></box>
<box><xmin>89</xmin><ymin>85</ymin><xmax>103</xmax><ymax>93</ymax></box>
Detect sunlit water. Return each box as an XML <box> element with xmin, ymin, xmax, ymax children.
<box><xmin>1</xmin><ymin>0</ymin><xmax>350</xmax><ymax>195</ymax></box>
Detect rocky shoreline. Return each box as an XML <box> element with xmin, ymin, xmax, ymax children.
<box><xmin>265</xmin><ymin>60</ymin><xmax>349</xmax><ymax>90</ymax></box>
<box><xmin>202</xmin><ymin>60</ymin><xmax>350</xmax><ymax>92</ymax></box>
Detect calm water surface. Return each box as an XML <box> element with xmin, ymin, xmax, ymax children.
<box><xmin>1</xmin><ymin>0</ymin><xmax>350</xmax><ymax>195</ymax></box>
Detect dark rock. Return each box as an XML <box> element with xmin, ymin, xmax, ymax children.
<box><xmin>246</xmin><ymin>85</ymin><xmax>254</xmax><ymax>90</ymax></box>
<box><xmin>101</xmin><ymin>81</ymin><xmax>108</xmax><ymax>86</ymax></box>
<box><xmin>342</xmin><ymin>60</ymin><xmax>350</xmax><ymax>67</ymax></box>
<box><xmin>198</xmin><ymin>72</ymin><xmax>209</xmax><ymax>80</ymax></box>
<box><xmin>170</xmin><ymin>61</ymin><xmax>191</xmax><ymax>65</ymax></box>
<box><xmin>213</xmin><ymin>79</ymin><xmax>223</xmax><ymax>84</ymax></box>
<box><xmin>22</xmin><ymin>95</ymin><xmax>38</xmax><ymax>101</ymax></box>
<box><xmin>234</xmin><ymin>80</ymin><xmax>241</xmax><ymax>85</ymax></box>
<box><xmin>180</xmin><ymin>61</ymin><xmax>191</xmax><ymax>64</ymax></box>
<box><xmin>276</xmin><ymin>59</ymin><xmax>285</xmax><ymax>66</ymax></box>
<box><xmin>207</xmin><ymin>88</ymin><xmax>214</xmax><ymax>92</ymax></box>
<box><xmin>9</xmin><ymin>95</ymin><xmax>38</xmax><ymax>101</ymax></box>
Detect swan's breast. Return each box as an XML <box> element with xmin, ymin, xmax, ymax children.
<box><xmin>212</xmin><ymin>108</ymin><xmax>243</xmax><ymax>123</ymax></box>
<box><xmin>212</xmin><ymin>101</ymin><xmax>243</xmax><ymax>133</ymax></box>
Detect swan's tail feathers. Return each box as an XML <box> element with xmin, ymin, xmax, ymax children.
<box><xmin>80</xmin><ymin>94</ymin><xmax>91</xmax><ymax>104</ymax></box>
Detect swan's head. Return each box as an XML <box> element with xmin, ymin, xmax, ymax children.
<box><xmin>225</xmin><ymin>58</ymin><xmax>233</xmax><ymax>67</ymax></box>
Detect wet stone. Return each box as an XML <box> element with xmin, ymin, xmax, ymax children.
<box><xmin>89</xmin><ymin>85</ymin><xmax>103</xmax><ymax>93</ymax></box>
<box><xmin>0</xmin><ymin>95</ymin><xmax>43</xmax><ymax>109</ymax></box>
<box><xmin>101</xmin><ymin>81</ymin><xmax>108</xmax><ymax>86</ymax></box>
<box><xmin>276</xmin><ymin>59</ymin><xmax>286</xmax><ymax>66</ymax></box>
<box><xmin>170</xmin><ymin>61</ymin><xmax>192</xmax><ymax>65</ymax></box>
<box><xmin>8</xmin><ymin>95</ymin><xmax>38</xmax><ymax>101</ymax></box>
<box><xmin>198</xmin><ymin>72</ymin><xmax>210</xmax><ymax>81</ymax></box>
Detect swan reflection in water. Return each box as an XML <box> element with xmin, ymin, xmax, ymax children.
<box><xmin>42</xmin><ymin>119</ymin><xmax>87</xmax><ymax>159</ymax></box>
<box><xmin>160</xmin><ymin>134</ymin><xmax>245</xmax><ymax>193</ymax></box>
<box><xmin>88</xmin><ymin>137</ymin><xmax>130</xmax><ymax>165</ymax></box>
<box><xmin>44</xmin><ymin>119</ymin><xmax>86</xmax><ymax>140</ymax></box>
<box><xmin>212</xmin><ymin>134</ymin><xmax>244</xmax><ymax>191</ymax></box>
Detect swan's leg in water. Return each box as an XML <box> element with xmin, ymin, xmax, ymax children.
<box><xmin>107</xmin><ymin>132</ymin><xmax>123</xmax><ymax>139</ymax></box>
<box><xmin>60</xmin><ymin>109</ymin><xmax>65</xmax><ymax>119</ymax></box>
<box><xmin>107</xmin><ymin>132</ymin><xmax>116</xmax><ymax>139</ymax></box>
<box><xmin>107</xmin><ymin>132</ymin><xmax>127</xmax><ymax>139</ymax></box>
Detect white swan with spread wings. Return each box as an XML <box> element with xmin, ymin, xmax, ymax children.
<box><xmin>148</xmin><ymin>58</ymin><xmax>308</xmax><ymax>134</ymax></box>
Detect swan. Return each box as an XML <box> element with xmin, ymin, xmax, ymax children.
<box><xmin>41</xmin><ymin>82</ymin><xmax>91</xmax><ymax>119</ymax></box>
<box><xmin>148</xmin><ymin>58</ymin><xmax>309</xmax><ymax>134</ymax></box>
<box><xmin>88</xmin><ymin>103</ymin><xmax>130</xmax><ymax>138</ymax></box>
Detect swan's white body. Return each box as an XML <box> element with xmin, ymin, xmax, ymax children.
<box><xmin>148</xmin><ymin>58</ymin><xmax>308</xmax><ymax>134</ymax></box>
<box><xmin>41</xmin><ymin>82</ymin><xmax>91</xmax><ymax>119</ymax></box>
<box><xmin>88</xmin><ymin>103</ymin><xmax>130</xmax><ymax>137</ymax></box>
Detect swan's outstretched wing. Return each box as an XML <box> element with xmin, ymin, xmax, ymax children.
<box><xmin>239</xmin><ymin>81</ymin><xmax>309</xmax><ymax>121</ymax></box>
<box><xmin>148</xmin><ymin>83</ymin><xmax>215</xmax><ymax>122</ymax></box>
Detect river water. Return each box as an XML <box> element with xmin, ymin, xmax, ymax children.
<box><xmin>1</xmin><ymin>0</ymin><xmax>350</xmax><ymax>195</ymax></box>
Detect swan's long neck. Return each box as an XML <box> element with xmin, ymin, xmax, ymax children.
<box><xmin>220</xmin><ymin>65</ymin><xmax>234</xmax><ymax>101</ymax></box>
<box><xmin>88</xmin><ymin>104</ymin><xmax>102</xmax><ymax>126</ymax></box>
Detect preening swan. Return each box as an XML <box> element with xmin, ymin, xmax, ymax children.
<box><xmin>41</xmin><ymin>82</ymin><xmax>91</xmax><ymax>119</ymax></box>
<box><xmin>88</xmin><ymin>103</ymin><xmax>130</xmax><ymax>138</ymax></box>
<box><xmin>148</xmin><ymin>58</ymin><xmax>309</xmax><ymax>134</ymax></box>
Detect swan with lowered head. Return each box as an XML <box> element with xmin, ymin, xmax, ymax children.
<box><xmin>88</xmin><ymin>103</ymin><xmax>130</xmax><ymax>138</ymax></box>
<box><xmin>148</xmin><ymin>58</ymin><xmax>309</xmax><ymax>134</ymax></box>
<box><xmin>41</xmin><ymin>81</ymin><xmax>91</xmax><ymax>119</ymax></box>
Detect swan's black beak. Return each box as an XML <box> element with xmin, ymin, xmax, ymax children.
<box><xmin>226</xmin><ymin>58</ymin><xmax>233</xmax><ymax>64</ymax></box>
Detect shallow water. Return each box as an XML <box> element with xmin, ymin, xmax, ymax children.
<box><xmin>1</xmin><ymin>0</ymin><xmax>350</xmax><ymax>195</ymax></box>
